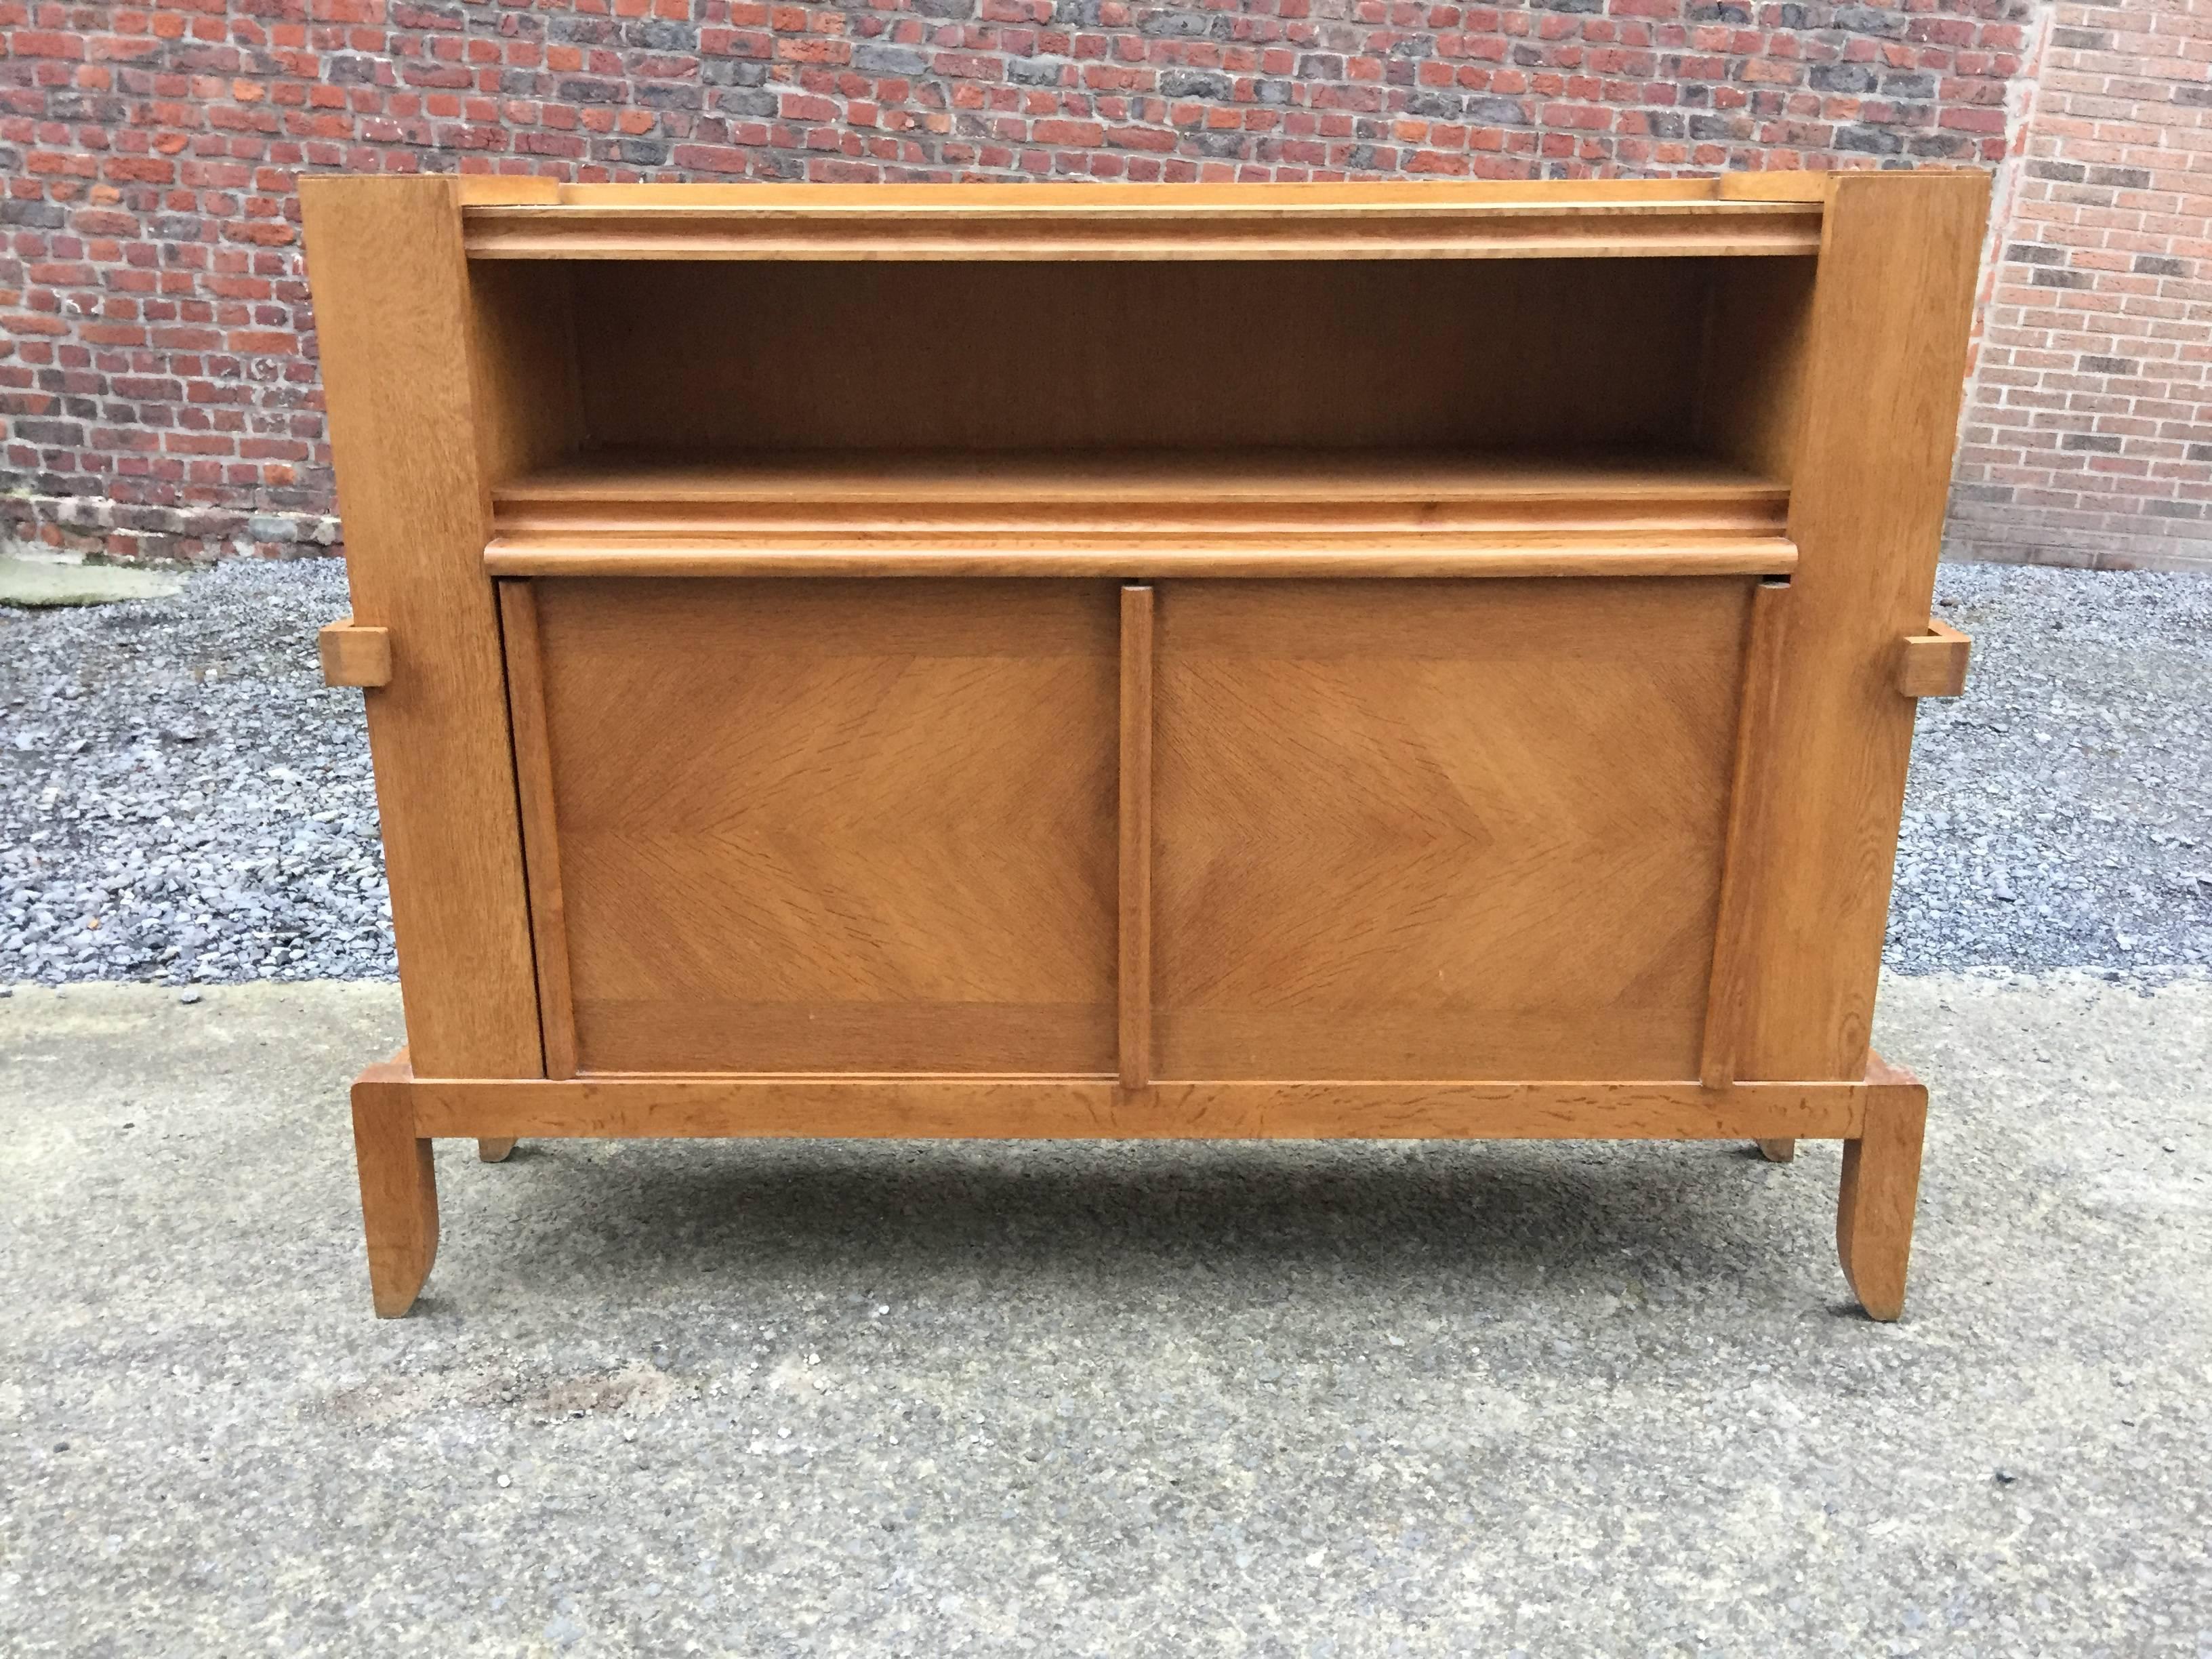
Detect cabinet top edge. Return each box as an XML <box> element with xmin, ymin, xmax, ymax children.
<box><xmin>445</xmin><ymin>185</ymin><xmax>1834</xmax><ymax>260</ymax></box>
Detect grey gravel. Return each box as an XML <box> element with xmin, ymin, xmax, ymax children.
<box><xmin>1</xmin><ymin>560</ymin><xmax>2207</xmax><ymax>985</ymax></box>
<box><xmin>1893</xmin><ymin>564</ymin><xmax>2212</xmax><ymax>975</ymax></box>
<box><xmin>3</xmin><ymin>973</ymin><xmax>2210</xmax><ymax>1655</ymax></box>
<box><xmin>0</xmin><ymin>559</ymin><xmax>388</xmax><ymax>986</ymax></box>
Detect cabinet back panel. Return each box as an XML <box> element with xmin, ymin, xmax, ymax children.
<box><xmin>569</xmin><ymin>260</ymin><xmax>1713</xmax><ymax>453</ymax></box>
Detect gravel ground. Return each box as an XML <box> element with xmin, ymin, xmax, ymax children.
<box><xmin>1892</xmin><ymin>563</ymin><xmax>2212</xmax><ymax>975</ymax></box>
<box><xmin>0</xmin><ymin>560</ymin><xmax>390</xmax><ymax>985</ymax></box>
<box><xmin>1</xmin><ymin>558</ymin><xmax>2207</xmax><ymax>985</ymax></box>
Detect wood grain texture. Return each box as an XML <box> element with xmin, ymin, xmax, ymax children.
<box><xmin>1700</xmin><ymin>576</ymin><xmax>1793</xmax><ymax>1088</ymax></box>
<box><xmin>498</xmin><ymin>581</ymin><xmax>577</xmax><ymax>1080</ymax></box>
<box><xmin>1152</xmin><ymin>579</ymin><xmax>1751</xmax><ymax>1082</ymax></box>
<box><xmin>467</xmin><ymin>258</ymin><xmax>583</xmax><ymax>495</ymax></box>
<box><xmin>318</xmin><ymin>175</ymin><xmax>1974</xmax><ymax>1319</ymax></box>
<box><xmin>486</xmin><ymin>542</ymin><xmax>1797</xmax><ymax>581</ymax></box>
<box><xmin>486</xmin><ymin>449</ymin><xmax>1795</xmax><ymax>577</ymax></box>
<box><xmin>464</xmin><ymin>190</ymin><xmax>1821</xmax><ymax>261</ymax></box>
<box><xmin>1837</xmin><ymin>1061</ymin><xmax>1929</xmax><ymax>1321</ymax></box>
<box><xmin>554</xmin><ymin>180</ymin><xmax>1742</xmax><ymax>205</ymax></box>
<box><xmin>316</xmin><ymin>619</ymin><xmax>390</xmax><ymax>688</ymax></box>
<box><xmin>350</xmin><ymin>1056</ymin><xmax>438</xmax><ymax>1317</ymax></box>
<box><xmin>1738</xmin><ymin>169</ymin><xmax>1989</xmax><ymax>1082</ymax></box>
<box><xmin>1896</xmin><ymin>618</ymin><xmax>1971</xmax><ymax>697</ymax></box>
<box><xmin>530</xmin><ymin>579</ymin><xmax>1120</xmax><ymax>1074</ymax></box>
<box><xmin>1698</xmin><ymin>255</ymin><xmax>1819</xmax><ymax>487</ymax></box>
<box><xmin>1715</xmin><ymin>171</ymin><xmax>1834</xmax><ymax>203</ymax></box>
<box><xmin>571</xmin><ymin>261</ymin><xmax>1721</xmax><ymax>454</ymax></box>
<box><xmin>400</xmin><ymin>1071</ymin><xmax>1872</xmax><ymax>1141</ymax></box>
<box><xmin>300</xmin><ymin>176</ymin><xmax>541</xmax><ymax>1079</ymax></box>
<box><xmin>497</xmin><ymin>448</ymin><xmax>1790</xmax><ymax>516</ymax></box>
<box><xmin>1120</xmin><ymin>585</ymin><xmax>1153</xmax><ymax>1092</ymax></box>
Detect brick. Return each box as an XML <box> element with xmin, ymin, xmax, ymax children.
<box><xmin>3</xmin><ymin>0</ymin><xmax>2203</xmax><ymax>567</ymax></box>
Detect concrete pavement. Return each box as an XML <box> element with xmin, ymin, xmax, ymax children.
<box><xmin>2</xmin><ymin>975</ymin><xmax>2209</xmax><ymax>1656</ymax></box>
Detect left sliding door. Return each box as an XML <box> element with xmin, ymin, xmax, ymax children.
<box><xmin>500</xmin><ymin>578</ymin><xmax>1122</xmax><ymax>1078</ymax></box>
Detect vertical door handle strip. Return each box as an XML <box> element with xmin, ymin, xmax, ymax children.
<box><xmin>1119</xmin><ymin>583</ymin><xmax>1155</xmax><ymax>1094</ymax></box>
<box><xmin>1700</xmin><ymin>576</ymin><xmax>1793</xmax><ymax>1091</ymax></box>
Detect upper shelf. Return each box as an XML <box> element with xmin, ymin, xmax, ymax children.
<box><xmin>460</xmin><ymin>181</ymin><xmax>1827</xmax><ymax>262</ymax></box>
<box><xmin>486</xmin><ymin>448</ymin><xmax>1795</xmax><ymax>579</ymax></box>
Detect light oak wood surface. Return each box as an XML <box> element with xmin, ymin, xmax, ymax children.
<box><xmin>1119</xmin><ymin>586</ymin><xmax>1155</xmax><ymax>1094</ymax></box>
<box><xmin>486</xmin><ymin>450</ymin><xmax>1797</xmax><ymax>577</ymax></box>
<box><xmin>497</xmin><ymin>581</ymin><xmax>577</xmax><ymax>1081</ymax></box>
<box><xmin>350</xmin><ymin>1056</ymin><xmax>438</xmax><ymax>1318</ymax></box>
<box><xmin>486</xmin><ymin>542</ymin><xmax>1798</xmax><ymax>581</ymax></box>
<box><xmin>1699</xmin><ymin>577</ymin><xmax>1793</xmax><ymax>1090</ymax></box>
<box><xmin>1837</xmin><ymin>1054</ymin><xmax>1929</xmax><ymax>1322</ymax></box>
<box><xmin>518</xmin><ymin>579</ymin><xmax>1120</xmax><ymax>1076</ymax></box>
<box><xmin>463</xmin><ymin>188</ymin><xmax>1822</xmax><ymax>261</ymax></box>
<box><xmin>397</xmin><ymin>1061</ymin><xmax>1919</xmax><ymax>1143</ymax></box>
<box><xmin>300</xmin><ymin>176</ymin><xmax>541</xmax><ymax>1080</ymax></box>
<box><xmin>1151</xmin><ymin>579</ymin><xmax>1748</xmax><ymax>1082</ymax></box>
<box><xmin>310</xmin><ymin>174</ymin><xmax>1979</xmax><ymax>1324</ymax></box>
<box><xmin>1896</xmin><ymin>618</ymin><xmax>1973</xmax><ymax>698</ymax></box>
<box><xmin>1737</xmin><ymin>170</ymin><xmax>1988</xmax><ymax>1083</ymax></box>
<box><xmin>315</xmin><ymin>619</ymin><xmax>390</xmax><ymax>689</ymax></box>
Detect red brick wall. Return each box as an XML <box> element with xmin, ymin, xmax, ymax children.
<box><xmin>5</xmin><ymin>1</ymin><xmax>2035</xmax><ymax>563</ymax></box>
<box><xmin>1947</xmin><ymin>0</ymin><xmax>2212</xmax><ymax>573</ymax></box>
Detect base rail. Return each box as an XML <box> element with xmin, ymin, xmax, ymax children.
<box><xmin>348</xmin><ymin>1052</ymin><xmax>1929</xmax><ymax>1322</ymax></box>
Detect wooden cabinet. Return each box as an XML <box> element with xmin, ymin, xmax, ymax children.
<box><xmin>304</xmin><ymin>173</ymin><xmax>1984</xmax><ymax>1319</ymax></box>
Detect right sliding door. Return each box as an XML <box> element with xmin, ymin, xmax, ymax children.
<box><xmin>1151</xmin><ymin>578</ymin><xmax>1756</xmax><ymax>1082</ymax></box>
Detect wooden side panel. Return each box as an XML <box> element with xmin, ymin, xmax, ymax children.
<box><xmin>528</xmin><ymin>579</ymin><xmax>1121</xmax><ymax>1075</ymax></box>
<box><xmin>1741</xmin><ymin>171</ymin><xmax>1988</xmax><ymax>1081</ymax></box>
<box><xmin>468</xmin><ymin>259</ymin><xmax>583</xmax><ymax>492</ymax></box>
<box><xmin>1697</xmin><ymin>255</ymin><xmax>1818</xmax><ymax>487</ymax></box>
<box><xmin>300</xmin><ymin>176</ymin><xmax>541</xmax><ymax>1079</ymax></box>
<box><xmin>1151</xmin><ymin>579</ymin><xmax>1752</xmax><ymax>1082</ymax></box>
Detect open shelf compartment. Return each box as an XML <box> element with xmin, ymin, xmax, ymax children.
<box><xmin>464</xmin><ymin>232</ymin><xmax>1819</xmax><ymax>576</ymax></box>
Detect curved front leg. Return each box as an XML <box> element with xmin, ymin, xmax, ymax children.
<box><xmin>1836</xmin><ymin>1057</ymin><xmax>1928</xmax><ymax>1322</ymax></box>
<box><xmin>351</xmin><ymin>1057</ymin><xmax>438</xmax><ymax>1317</ymax></box>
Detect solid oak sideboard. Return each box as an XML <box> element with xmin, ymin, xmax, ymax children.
<box><xmin>302</xmin><ymin>172</ymin><xmax>1983</xmax><ymax>1320</ymax></box>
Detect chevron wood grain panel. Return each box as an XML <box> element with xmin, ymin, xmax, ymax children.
<box><xmin>525</xmin><ymin>579</ymin><xmax>1121</xmax><ymax>1075</ymax></box>
<box><xmin>1151</xmin><ymin>579</ymin><xmax>1752</xmax><ymax>1081</ymax></box>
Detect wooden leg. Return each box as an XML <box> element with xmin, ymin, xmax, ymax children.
<box><xmin>1835</xmin><ymin>1059</ymin><xmax>1928</xmax><ymax>1322</ymax></box>
<box><xmin>476</xmin><ymin>1138</ymin><xmax>518</xmax><ymax>1164</ymax></box>
<box><xmin>351</xmin><ymin>1058</ymin><xmax>438</xmax><ymax>1318</ymax></box>
<box><xmin>1754</xmin><ymin>1137</ymin><xmax>1797</xmax><ymax>1162</ymax></box>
